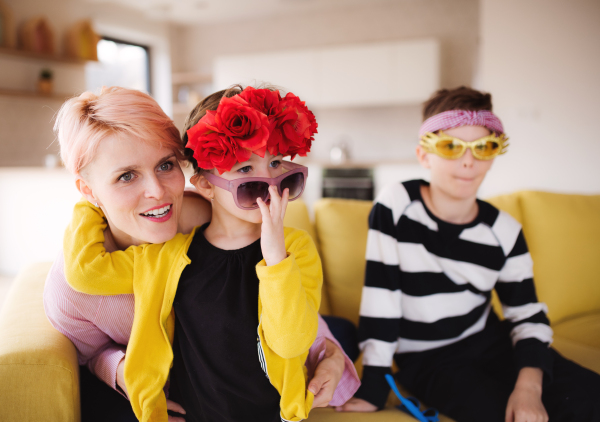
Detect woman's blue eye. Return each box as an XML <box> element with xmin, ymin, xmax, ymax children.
<box><xmin>159</xmin><ymin>161</ymin><xmax>173</xmax><ymax>171</ymax></box>
<box><xmin>119</xmin><ymin>172</ymin><xmax>133</xmax><ymax>182</ymax></box>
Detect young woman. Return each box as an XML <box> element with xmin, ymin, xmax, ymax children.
<box><xmin>44</xmin><ymin>86</ymin><xmax>359</xmax><ymax>422</ymax></box>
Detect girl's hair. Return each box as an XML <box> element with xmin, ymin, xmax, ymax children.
<box><xmin>55</xmin><ymin>86</ymin><xmax>183</xmax><ymax>175</ymax></box>
<box><xmin>182</xmin><ymin>83</ymin><xmax>281</xmax><ymax>174</ymax></box>
<box><xmin>422</xmin><ymin>86</ymin><xmax>493</xmax><ymax>121</ymax></box>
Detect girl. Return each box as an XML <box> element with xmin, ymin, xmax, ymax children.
<box><xmin>62</xmin><ymin>85</ymin><xmax>337</xmax><ymax>421</ymax></box>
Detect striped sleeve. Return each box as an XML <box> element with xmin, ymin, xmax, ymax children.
<box><xmin>493</xmin><ymin>211</ymin><xmax>554</xmax><ymax>378</ymax></box>
<box><xmin>354</xmin><ymin>184</ymin><xmax>407</xmax><ymax>409</ymax></box>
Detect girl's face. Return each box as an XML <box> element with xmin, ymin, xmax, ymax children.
<box><xmin>79</xmin><ymin>135</ymin><xmax>185</xmax><ymax>248</ymax></box>
<box><xmin>207</xmin><ymin>151</ymin><xmax>284</xmax><ymax>224</ymax></box>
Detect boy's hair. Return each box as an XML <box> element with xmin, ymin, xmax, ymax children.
<box><xmin>422</xmin><ymin>86</ymin><xmax>493</xmax><ymax>121</ymax></box>
<box><xmin>55</xmin><ymin>86</ymin><xmax>183</xmax><ymax>175</ymax></box>
<box><xmin>182</xmin><ymin>83</ymin><xmax>280</xmax><ymax>174</ymax></box>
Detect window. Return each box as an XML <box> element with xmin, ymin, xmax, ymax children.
<box><xmin>86</xmin><ymin>37</ymin><xmax>151</xmax><ymax>94</ymax></box>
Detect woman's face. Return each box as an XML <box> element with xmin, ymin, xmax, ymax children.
<box><xmin>80</xmin><ymin>135</ymin><xmax>185</xmax><ymax>247</ymax></box>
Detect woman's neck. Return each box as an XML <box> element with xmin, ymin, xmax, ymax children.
<box><xmin>420</xmin><ymin>184</ymin><xmax>479</xmax><ymax>225</ymax></box>
<box><xmin>203</xmin><ymin>206</ymin><xmax>261</xmax><ymax>250</ymax></box>
<box><xmin>104</xmin><ymin>226</ymin><xmax>129</xmax><ymax>252</ymax></box>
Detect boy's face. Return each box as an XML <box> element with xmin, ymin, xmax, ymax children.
<box><xmin>416</xmin><ymin>125</ymin><xmax>494</xmax><ymax>200</ymax></box>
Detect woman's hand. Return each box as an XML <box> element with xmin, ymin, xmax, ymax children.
<box><xmin>116</xmin><ymin>357</ymin><xmax>128</xmax><ymax>397</ymax></box>
<box><xmin>166</xmin><ymin>399</ymin><xmax>186</xmax><ymax>422</ymax></box>
<box><xmin>505</xmin><ymin>367</ymin><xmax>548</xmax><ymax>422</ymax></box>
<box><xmin>309</xmin><ymin>339</ymin><xmax>346</xmax><ymax>408</ymax></box>
<box><xmin>117</xmin><ymin>357</ymin><xmax>186</xmax><ymax>421</ymax></box>
<box><xmin>257</xmin><ymin>186</ymin><xmax>289</xmax><ymax>266</ymax></box>
<box><xmin>336</xmin><ymin>397</ymin><xmax>378</xmax><ymax>412</ymax></box>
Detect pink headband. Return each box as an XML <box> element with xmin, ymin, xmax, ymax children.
<box><xmin>419</xmin><ymin>110</ymin><xmax>504</xmax><ymax>137</ymax></box>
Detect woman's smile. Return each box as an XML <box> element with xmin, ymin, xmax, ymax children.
<box><xmin>140</xmin><ymin>203</ymin><xmax>173</xmax><ymax>222</ymax></box>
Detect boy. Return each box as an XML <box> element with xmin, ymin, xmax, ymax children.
<box><xmin>339</xmin><ymin>87</ymin><xmax>600</xmax><ymax>421</ymax></box>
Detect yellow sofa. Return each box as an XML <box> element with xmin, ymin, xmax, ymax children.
<box><xmin>1</xmin><ymin>190</ymin><xmax>599</xmax><ymax>421</ymax></box>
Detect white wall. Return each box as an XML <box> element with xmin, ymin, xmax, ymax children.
<box><xmin>175</xmin><ymin>0</ymin><xmax>480</xmax><ymax>163</ymax></box>
<box><xmin>0</xmin><ymin>168</ymin><xmax>80</xmax><ymax>275</ymax></box>
<box><xmin>477</xmin><ymin>0</ymin><xmax>600</xmax><ymax>198</ymax></box>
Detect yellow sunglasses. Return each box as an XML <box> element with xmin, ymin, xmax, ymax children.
<box><xmin>419</xmin><ymin>130</ymin><xmax>509</xmax><ymax>160</ymax></box>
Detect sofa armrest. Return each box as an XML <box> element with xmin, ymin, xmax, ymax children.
<box><xmin>0</xmin><ymin>262</ymin><xmax>80</xmax><ymax>422</ymax></box>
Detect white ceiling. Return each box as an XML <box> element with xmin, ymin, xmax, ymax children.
<box><xmin>84</xmin><ymin>0</ymin><xmax>396</xmax><ymax>25</ymax></box>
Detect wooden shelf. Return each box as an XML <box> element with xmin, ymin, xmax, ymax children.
<box><xmin>0</xmin><ymin>88</ymin><xmax>73</xmax><ymax>101</ymax></box>
<box><xmin>0</xmin><ymin>46</ymin><xmax>96</xmax><ymax>65</ymax></box>
<box><xmin>172</xmin><ymin>72</ymin><xmax>212</xmax><ymax>85</ymax></box>
<box><xmin>173</xmin><ymin>102</ymin><xmax>193</xmax><ymax>115</ymax></box>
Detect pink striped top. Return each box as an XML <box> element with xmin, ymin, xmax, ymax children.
<box><xmin>43</xmin><ymin>251</ymin><xmax>359</xmax><ymax>406</ymax></box>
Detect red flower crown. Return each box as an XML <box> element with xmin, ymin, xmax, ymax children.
<box><xmin>186</xmin><ymin>86</ymin><xmax>318</xmax><ymax>174</ymax></box>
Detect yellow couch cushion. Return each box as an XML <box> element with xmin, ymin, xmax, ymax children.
<box><xmin>284</xmin><ymin>200</ymin><xmax>331</xmax><ymax>315</ymax></box>
<box><xmin>0</xmin><ymin>262</ymin><xmax>80</xmax><ymax>422</ymax></box>
<box><xmin>551</xmin><ymin>311</ymin><xmax>600</xmax><ymax>374</ymax></box>
<box><xmin>313</xmin><ymin>199</ymin><xmax>372</xmax><ymax>325</ymax></box>
<box><xmin>488</xmin><ymin>191</ymin><xmax>600</xmax><ymax>325</ymax></box>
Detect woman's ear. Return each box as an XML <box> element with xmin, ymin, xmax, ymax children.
<box><xmin>190</xmin><ymin>172</ymin><xmax>214</xmax><ymax>202</ymax></box>
<box><xmin>415</xmin><ymin>145</ymin><xmax>431</xmax><ymax>169</ymax></box>
<box><xmin>75</xmin><ymin>177</ymin><xmax>102</xmax><ymax>207</ymax></box>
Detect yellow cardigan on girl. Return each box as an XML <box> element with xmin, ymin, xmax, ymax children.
<box><xmin>62</xmin><ymin>199</ymin><xmax>322</xmax><ymax>422</ymax></box>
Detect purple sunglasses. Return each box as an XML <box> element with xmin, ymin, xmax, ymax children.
<box><xmin>203</xmin><ymin>161</ymin><xmax>308</xmax><ymax>210</ymax></box>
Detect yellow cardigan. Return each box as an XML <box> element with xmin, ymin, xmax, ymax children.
<box><xmin>63</xmin><ymin>199</ymin><xmax>322</xmax><ymax>422</ymax></box>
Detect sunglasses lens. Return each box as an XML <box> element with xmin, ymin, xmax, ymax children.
<box><xmin>280</xmin><ymin>172</ymin><xmax>305</xmax><ymax>199</ymax></box>
<box><xmin>237</xmin><ymin>181</ymin><xmax>270</xmax><ymax>209</ymax></box>
<box><xmin>436</xmin><ymin>139</ymin><xmax>464</xmax><ymax>158</ymax></box>
<box><xmin>473</xmin><ymin>140</ymin><xmax>500</xmax><ymax>158</ymax></box>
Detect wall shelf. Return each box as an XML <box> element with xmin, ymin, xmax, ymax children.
<box><xmin>172</xmin><ymin>72</ymin><xmax>212</xmax><ymax>85</ymax></box>
<box><xmin>0</xmin><ymin>88</ymin><xmax>72</xmax><ymax>101</ymax></box>
<box><xmin>0</xmin><ymin>46</ymin><xmax>96</xmax><ymax>65</ymax></box>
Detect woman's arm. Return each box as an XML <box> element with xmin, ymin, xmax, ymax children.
<box><xmin>306</xmin><ymin>315</ymin><xmax>360</xmax><ymax>407</ymax></box>
<box><xmin>43</xmin><ymin>253</ymin><xmax>128</xmax><ymax>393</ymax></box>
<box><xmin>178</xmin><ymin>190</ymin><xmax>211</xmax><ymax>234</ymax></box>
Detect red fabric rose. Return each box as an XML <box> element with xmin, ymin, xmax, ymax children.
<box><xmin>186</xmin><ymin>93</ymin><xmax>271</xmax><ymax>173</ymax></box>
<box><xmin>268</xmin><ymin>92</ymin><xmax>318</xmax><ymax>158</ymax></box>
<box><xmin>187</xmin><ymin>110</ymin><xmax>253</xmax><ymax>174</ymax></box>
<box><xmin>214</xmin><ymin>95</ymin><xmax>270</xmax><ymax>153</ymax></box>
<box><xmin>238</xmin><ymin>86</ymin><xmax>282</xmax><ymax>121</ymax></box>
<box><xmin>186</xmin><ymin>87</ymin><xmax>317</xmax><ymax>172</ymax></box>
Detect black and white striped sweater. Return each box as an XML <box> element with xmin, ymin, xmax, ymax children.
<box><xmin>355</xmin><ymin>180</ymin><xmax>553</xmax><ymax>408</ymax></box>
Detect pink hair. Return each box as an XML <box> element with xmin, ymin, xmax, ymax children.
<box><xmin>54</xmin><ymin>86</ymin><xmax>183</xmax><ymax>175</ymax></box>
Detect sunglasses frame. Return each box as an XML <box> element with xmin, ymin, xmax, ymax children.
<box><xmin>202</xmin><ymin>161</ymin><xmax>308</xmax><ymax>210</ymax></box>
<box><xmin>420</xmin><ymin>130</ymin><xmax>509</xmax><ymax>160</ymax></box>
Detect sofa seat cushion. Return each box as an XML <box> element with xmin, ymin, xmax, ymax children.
<box><xmin>552</xmin><ymin>311</ymin><xmax>600</xmax><ymax>374</ymax></box>
<box><xmin>0</xmin><ymin>262</ymin><xmax>80</xmax><ymax>422</ymax></box>
<box><xmin>308</xmin><ymin>406</ymin><xmax>455</xmax><ymax>421</ymax></box>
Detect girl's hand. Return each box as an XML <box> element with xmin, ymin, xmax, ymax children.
<box><xmin>257</xmin><ymin>185</ymin><xmax>289</xmax><ymax>266</ymax></box>
<box><xmin>505</xmin><ymin>368</ymin><xmax>548</xmax><ymax>422</ymax></box>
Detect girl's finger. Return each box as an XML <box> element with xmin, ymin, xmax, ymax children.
<box><xmin>256</xmin><ymin>197</ymin><xmax>271</xmax><ymax>224</ymax></box>
<box><xmin>268</xmin><ymin>185</ymin><xmax>281</xmax><ymax>219</ymax></box>
<box><xmin>280</xmin><ymin>188</ymin><xmax>289</xmax><ymax>220</ymax></box>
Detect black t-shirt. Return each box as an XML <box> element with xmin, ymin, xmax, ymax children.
<box><xmin>168</xmin><ymin>223</ymin><xmax>281</xmax><ymax>422</ymax></box>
